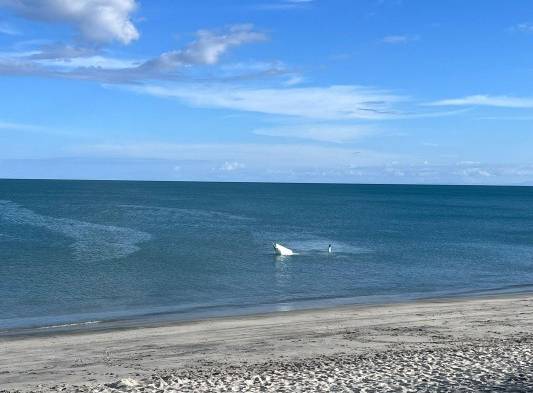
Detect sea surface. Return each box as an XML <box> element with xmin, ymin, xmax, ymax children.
<box><xmin>1</xmin><ymin>179</ymin><xmax>533</xmax><ymax>331</ymax></box>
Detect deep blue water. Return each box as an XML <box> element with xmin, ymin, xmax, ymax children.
<box><xmin>1</xmin><ymin>180</ymin><xmax>533</xmax><ymax>331</ymax></box>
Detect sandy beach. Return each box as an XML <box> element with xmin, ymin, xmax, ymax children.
<box><xmin>1</xmin><ymin>293</ymin><xmax>533</xmax><ymax>392</ymax></box>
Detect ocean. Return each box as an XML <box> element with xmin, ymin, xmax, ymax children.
<box><xmin>1</xmin><ymin>179</ymin><xmax>533</xmax><ymax>331</ymax></box>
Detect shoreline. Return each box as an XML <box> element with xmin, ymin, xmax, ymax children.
<box><xmin>2</xmin><ymin>292</ymin><xmax>533</xmax><ymax>391</ymax></box>
<box><xmin>3</xmin><ymin>286</ymin><xmax>533</xmax><ymax>338</ymax></box>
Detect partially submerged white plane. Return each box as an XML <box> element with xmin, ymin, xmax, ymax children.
<box><xmin>273</xmin><ymin>243</ymin><xmax>294</xmax><ymax>256</ymax></box>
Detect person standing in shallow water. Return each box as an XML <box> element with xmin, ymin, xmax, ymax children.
<box><xmin>328</xmin><ymin>244</ymin><xmax>332</xmax><ymax>253</ymax></box>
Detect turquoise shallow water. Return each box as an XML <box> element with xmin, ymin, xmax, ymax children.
<box><xmin>1</xmin><ymin>180</ymin><xmax>533</xmax><ymax>330</ymax></box>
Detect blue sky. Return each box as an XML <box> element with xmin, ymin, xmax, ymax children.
<box><xmin>1</xmin><ymin>0</ymin><xmax>533</xmax><ymax>184</ymax></box>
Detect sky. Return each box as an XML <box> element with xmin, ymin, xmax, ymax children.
<box><xmin>0</xmin><ymin>0</ymin><xmax>533</xmax><ymax>184</ymax></box>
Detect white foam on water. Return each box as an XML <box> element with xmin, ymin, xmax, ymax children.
<box><xmin>289</xmin><ymin>239</ymin><xmax>370</xmax><ymax>254</ymax></box>
<box><xmin>36</xmin><ymin>320</ymin><xmax>102</xmax><ymax>329</ymax></box>
<box><xmin>255</xmin><ymin>231</ymin><xmax>370</xmax><ymax>255</ymax></box>
<box><xmin>0</xmin><ymin>200</ymin><xmax>151</xmax><ymax>262</ymax></box>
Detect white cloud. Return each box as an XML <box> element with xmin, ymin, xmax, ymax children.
<box><xmin>459</xmin><ymin>167</ymin><xmax>492</xmax><ymax>178</ymax></box>
<box><xmin>384</xmin><ymin>167</ymin><xmax>405</xmax><ymax>176</ymax></box>
<box><xmin>505</xmin><ymin>166</ymin><xmax>533</xmax><ymax>176</ymax></box>
<box><xmin>0</xmin><ymin>120</ymin><xmax>94</xmax><ymax>139</ymax></box>
<box><xmin>0</xmin><ymin>25</ymin><xmax>143</xmax><ymax>72</ymax></box>
<box><xmin>254</xmin><ymin>124</ymin><xmax>376</xmax><ymax>143</ymax></box>
<box><xmin>143</xmin><ymin>25</ymin><xmax>266</xmax><ymax>70</ymax></box>
<box><xmin>381</xmin><ymin>34</ymin><xmax>419</xmax><ymax>44</ymax></box>
<box><xmin>0</xmin><ymin>120</ymin><xmax>46</xmax><ymax>131</ymax></box>
<box><xmin>0</xmin><ymin>0</ymin><xmax>139</xmax><ymax>44</ymax></box>
<box><xmin>220</xmin><ymin>161</ymin><xmax>246</xmax><ymax>171</ymax></box>
<box><xmin>27</xmin><ymin>43</ymin><xmax>97</xmax><ymax>60</ymax></box>
<box><xmin>132</xmin><ymin>84</ymin><xmax>407</xmax><ymax>120</ymax></box>
<box><xmin>427</xmin><ymin>95</ymin><xmax>533</xmax><ymax>108</ymax></box>
<box><xmin>283</xmin><ymin>74</ymin><xmax>304</xmax><ymax>86</ymax></box>
<box><xmin>37</xmin><ymin>54</ymin><xmax>141</xmax><ymax>70</ymax></box>
<box><xmin>0</xmin><ymin>24</ymin><xmax>267</xmax><ymax>82</ymax></box>
<box><xmin>220</xmin><ymin>60</ymin><xmax>285</xmax><ymax>74</ymax></box>
<box><xmin>71</xmin><ymin>143</ymin><xmax>400</xmax><ymax>169</ymax></box>
<box><xmin>510</xmin><ymin>22</ymin><xmax>533</xmax><ymax>33</ymax></box>
<box><xmin>456</xmin><ymin>160</ymin><xmax>481</xmax><ymax>166</ymax></box>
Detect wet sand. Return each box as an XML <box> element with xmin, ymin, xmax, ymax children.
<box><xmin>1</xmin><ymin>293</ymin><xmax>533</xmax><ymax>392</ymax></box>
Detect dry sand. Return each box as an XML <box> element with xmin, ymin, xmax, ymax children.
<box><xmin>1</xmin><ymin>293</ymin><xmax>533</xmax><ymax>392</ymax></box>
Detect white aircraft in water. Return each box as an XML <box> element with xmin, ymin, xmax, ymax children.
<box><xmin>273</xmin><ymin>243</ymin><xmax>294</xmax><ymax>256</ymax></box>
